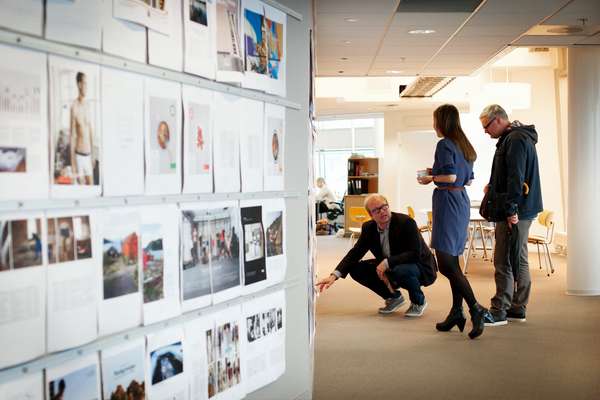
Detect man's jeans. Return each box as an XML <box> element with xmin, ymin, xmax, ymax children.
<box><xmin>387</xmin><ymin>263</ymin><xmax>425</xmax><ymax>306</ymax></box>
<box><xmin>491</xmin><ymin>219</ymin><xmax>532</xmax><ymax>317</ymax></box>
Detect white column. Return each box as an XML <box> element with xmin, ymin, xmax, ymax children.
<box><xmin>566</xmin><ymin>47</ymin><xmax>600</xmax><ymax>295</ymax></box>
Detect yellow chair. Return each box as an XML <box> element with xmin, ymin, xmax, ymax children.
<box><xmin>407</xmin><ymin>206</ymin><xmax>432</xmax><ymax>245</ymax></box>
<box><xmin>348</xmin><ymin>206</ymin><xmax>371</xmax><ymax>246</ymax></box>
<box><xmin>527</xmin><ymin>210</ymin><xmax>555</xmax><ymax>276</ymax></box>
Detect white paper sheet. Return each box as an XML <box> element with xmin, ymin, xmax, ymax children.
<box><xmin>208</xmin><ymin>201</ymin><xmax>241</xmax><ymax>304</ymax></box>
<box><xmin>144</xmin><ymin>77</ymin><xmax>182</xmax><ymax>195</ymax></box>
<box><xmin>148</xmin><ymin>0</ymin><xmax>184</xmax><ymax>71</ymax></box>
<box><xmin>263</xmin><ymin>103</ymin><xmax>285</xmax><ymax>191</ymax></box>
<box><xmin>46</xmin><ymin>0</ymin><xmax>103</xmax><ymax>49</ymax></box>
<box><xmin>241</xmin><ymin>290</ymin><xmax>285</xmax><ymax>394</ymax></box>
<box><xmin>210</xmin><ymin>305</ymin><xmax>245</xmax><ymax>400</ymax></box>
<box><xmin>213</xmin><ymin>92</ymin><xmax>241</xmax><ymax>193</ymax></box>
<box><xmin>183</xmin><ymin>0</ymin><xmax>217</xmax><ymax>79</ymax></box>
<box><xmin>0</xmin><ymin>371</ymin><xmax>43</xmax><ymax>400</ymax></box>
<box><xmin>98</xmin><ymin>208</ymin><xmax>142</xmax><ymax>336</ymax></box>
<box><xmin>146</xmin><ymin>326</ymin><xmax>188</xmax><ymax>400</ymax></box>
<box><xmin>182</xmin><ymin>85</ymin><xmax>214</xmax><ymax>194</ymax></box>
<box><xmin>0</xmin><ymin>212</ymin><xmax>45</xmax><ymax>369</ymax></box>
<box><xmin>241</xmin><ymin>0</ymin><xmax>286</xmax><ymax>96</ymax></box>
<box><xmin>114</xmin><ymin>0</ymin><xmax>172</xmax><ymax>35</ymax></box>
<box><xmin>262</xmin><ymin>198</ymin><xmax>286</xmax><ymax>285</ymax></box>
<box><xmin>215</xmin><ymin>0</ymin><xmax>244</xmax><ymax>83</ymax></box>
<box><xmin>183</xmin><ymin>313</ymin><xmax>213</xmax><ymax>400</ymax></box>
<box><xmin>239</xmin><ymin>199</ymin><xmax>267</xmax><ymax>294</ymax></box>
<box><xmin>101</xmin><ymin>67</ymin><xmax>145</xmax><ymax>196</ymax></box>
<box><xmin>0</xmin><ymin>45</ymin><xmax>48</xmax><ymax>201</ymax></box>
<box><xmin>0</xmin><ymin>0</ymin><xmax>43</xmax><ymax>36</ymax></box>
<box><xmin>141</xmin><ymin>204</ymin><xmax>182</xmax><ymax>325</ymax></box>
<box><xmin>239</xmin><ymin>98</ymin><xmax>264</xmax><ymax>192</ymax></box>
<box><xmin>45</xmin><ymin>354</ymin><xmax>101</xmax><ymax>400</ymax></box>
<box><xmin>180</xmin><ymin>203</ymin><xmax>213</xmax><ymax>312</ymax></box>
<box><xmin>103</xmin><ymin>0</ymin><xmax>147</xmax><ymax>63</ymax></box>
<box><xmin>49</xmin><ymin>55</ymin><xmax>102</xmax><ymax>198</ymax></box>
<box><xmin>46</xmin><ymin>210</ymin><xmax>99</xmax><ymax>352</ymax></box>
<box><xmin>101</xmin><ymin>339</ymin><xmax>146</xmax><ymax>400</ymax></box>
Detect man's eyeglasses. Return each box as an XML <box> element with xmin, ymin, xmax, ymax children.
<box><xmin>483</xmin><ymin>117</ymin><xmax>496</xmax><ymax>130</ymax></box>
<box><xmin>370</xmin><ymin>204</ymin><xmax>389</xmax><ymax>214</ymax></box>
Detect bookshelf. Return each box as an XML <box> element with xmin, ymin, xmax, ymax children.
<box><xmin>344</xmin><ymin>157</ymin><xmax>379</xmax><ymax>232</ymax></box>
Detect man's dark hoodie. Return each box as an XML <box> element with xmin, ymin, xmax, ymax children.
<box><xmin>487</xmin><ymin>121</ymin><xmax>543</xmax><ymax>222</ymax></box>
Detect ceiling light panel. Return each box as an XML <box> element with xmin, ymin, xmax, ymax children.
<box><xmin>396</xmin><ymin>0</ymin><xmax>483</xmax><ymax>13</ymax></box>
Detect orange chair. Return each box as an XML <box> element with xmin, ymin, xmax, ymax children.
<box><xmin>407</xmin><ymin>206</ymin><xmax>432</xmax><ymax>245</ymax></box>
<box><xmin>527</xmin><ymin>210</ymin><xmax>555</xmax><ymax>276</ymax></box>
<box><xmin>348</xmin><ymin>206</ymin><xmax>371</xmax><ymax>247</ymax></box>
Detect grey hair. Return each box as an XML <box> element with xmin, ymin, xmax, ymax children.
<box><xmin>479</xmin><ymin>104</ymin><xmax>509</xmax><ymax>121</ymax></box>
<box><xmin>316</xmin><ymin>177</ymin><xmax>325</xmax><ymax>185</ymax></box>
<box><xmin>364</xmin><ymin>193</ymin><xmax>388</xmax><ymax>213</ymax></box>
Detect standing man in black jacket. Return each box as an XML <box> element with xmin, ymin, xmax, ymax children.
<box><xmin>315</xmin><ymin>194</ymin><xmax>437</xmax><ymax>317</ymax></box>
<box><xmin>479</xmin><ymin>104</ymin><xmax>543</xmax><ymax>326</ymax></box>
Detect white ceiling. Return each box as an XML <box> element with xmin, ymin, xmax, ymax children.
<box><xmin>315</xmin><ymin>0</ymin><xmax>600</xmax><ymax>77</ymax></box>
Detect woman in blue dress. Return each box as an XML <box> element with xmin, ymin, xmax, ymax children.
<box><xmin>417</xmin><ymin>104</ymin><xmax>487</xmax><ymax>339</ymax></box>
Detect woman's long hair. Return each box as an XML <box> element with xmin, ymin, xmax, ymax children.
<box><xmin>433</xmin><ymin>104</ymin><xmax>477</xmax><ymax>162</ymax></box>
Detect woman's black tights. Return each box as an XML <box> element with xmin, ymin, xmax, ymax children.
<box><xmin>436</xmin><ymin>250</ymin><xmax>477</xmax><ymax>309</ymax></box>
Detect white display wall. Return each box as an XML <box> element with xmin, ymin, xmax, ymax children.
<box><xmin>0</xmin><ymin>0</ymin><xmax>313</xmax><ymax>399</ymax></box>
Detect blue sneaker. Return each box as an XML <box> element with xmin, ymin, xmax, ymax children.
<box><xmin>483</xmin><ymin>310</ymin><xmax>507</xmax><ymax>326</ymax></box>
<box><xmin>378</xmin><ymin>293</ymin><xmax>406</xmax><ymax>314</ymax></box>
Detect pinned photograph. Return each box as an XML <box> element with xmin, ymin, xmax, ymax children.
<box><xmin>190</xmin><ymin>0</ymin><xmax>208</xmax><ymax>25</ymax></box>
<box><xmin>241</xmin><ymin>205</ymin><xmax>266</xmax><ymax>285</ymax></box>
<box><xmin>210</xmin><ymin>207</ymin><xmax>241</xmax><ymax>293</ymax></box>
<box><xmin>244</xmin><ymin>8</ymin><xmax>268</xmax><ymax>75</ymax></box>
<box><xmin>141</xmin><ymin>224</ymin><xmax>164</xmax><ymax>304</ymax></box>
<box><xmin>47</xmin><ymin>218</ymin><xmax>57</xmax><ymax>264</ymax></box>
<box><xmin>103</xmin><ymin>231</ymin><xmax>139</xmax><ymax>300</ymax></box>
<box><xmin>246</xmin><ymin>307</ymin><xmax>282</xmax><ymax>342</ymax></box>
<box><xmin>0</xmin><ymin>147</ymin><xmax>26</xmax><ymax>172</ymax></box>
<box><xmin>148</xmin><ymin>97</ymin><xmax>177</xmax><ymax>175</ymax></box>
<box><xmin>206</xmin><ymin>320</ymin><xmax>241</xmax><ymax>397</ymax></box>
<box><xmin>150</xmin><ymin>341</ymin><xmax>184</xmax><ymax>385</ymax></box>
<box><xmin>50</xmin><ymin>68</ymin><xmax>100</xmax><ymax>187</ymax></box>
<box><xmin>181</xmin><ymin>210</ymin><xmax>212</xmax><ymax>300</ymax></box>
<box><xmin>266</xmin><ymin>17</ymin><xmax>283</xmax><ymax>79</ymax></box>
<box><xmin>187</xmin><ymin>102</ymin><xmax>211</xmax><ymax>175</ymax></box>
<box><xmin>0</xmin><ymin>221</ymin><xmax>9</xmax><ymax>272</ymax></box>
<box><xmin>265</xmin><ymin>210</ymin><xmax>283</xmax><ymax>257</ymax></box>
<box><xmin>216</xmin><ymin>0</ymin><xmax>243</xmax><ymax>73</ymax></box>
<box><xmin>74</xmin><ymin>216</ymin><xmax>92</xmax><ymax>260</ymax></box>
<box><xmin>48</xmin><ymin>363</ymin><xmax>98</xmax><ymax>400</ymax></box>
<box><xmin>102</xmin><ymin>345</ymin><xmax>146</xmax><ymax>400</ymax></box>
<box><xmin>0</xmin><ymin>219</ymin><xmax>41</xmax><ymax>271</ymax></box>
<box><xmin>56</xmin><ymin>217</ymin><xmax>75</xmax><ymax>263</ymax></box>
<box><xmin>267</xmin><ymin>117</ymin><xmax>283</xmax><ymax>176</ymax></box>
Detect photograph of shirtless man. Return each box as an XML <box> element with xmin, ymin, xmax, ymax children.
<box><xmin>70</xmin><ymin>72</ymin><xmax>95</xmax><ymax>185</ymax></box>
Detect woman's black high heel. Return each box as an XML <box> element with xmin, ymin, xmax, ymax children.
<box><xmin>436</xmin><ymin>307</ymin><xmax>466</xmax><ymax>332</ymax></box>
<box><xmin>468</xmin><ymin>303</ymin><xmax>486</xmax><ymax>339</ymax></box>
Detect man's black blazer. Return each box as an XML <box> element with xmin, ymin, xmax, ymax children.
<box><xmin>335</xmin><ymin>212</ymin><xmax>437</xmax><ymax>286</ymax></box>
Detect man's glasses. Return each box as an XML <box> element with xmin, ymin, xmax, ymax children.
<box><xmin>370</xmin><ymin>204</ymin><xmax>389</xmax><ymax>214</ymax></box>
<box><xmin>483</xmin><ymin>117</ymin><xmax>496</xmax><ymax>130</ymax></box>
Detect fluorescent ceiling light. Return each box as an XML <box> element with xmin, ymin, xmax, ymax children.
<box><xmin>386</xmin><ymin>70</ymin><xmax>404</xmax><ymax>74</ymax></box>
<box><xmin>316</xmin><ymin>76</ymin><xmax>416</xmax><ymax>102</ymax></box>
<box><xmin>408</xmin><ymin>29</ymin><xmax>436</xmax><ymax>34</ymax></box>
<box><xmin>344</xmin><ymin>18</ymin><xmax>359</xmax><ymax>23</ymax></box>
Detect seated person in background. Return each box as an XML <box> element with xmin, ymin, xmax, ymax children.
<box><xmin>316</xmin><ymin>194</ymin><xmax>437</xmax><ymax>317</ymax></box>
<box><xmin>315</xmin><ymin>177</ymin><xmax>340</xmax><ymax>214</ymax></box>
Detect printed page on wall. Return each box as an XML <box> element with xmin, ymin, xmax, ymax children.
<box><xmin>182</xmin><ymin>85</ymin><xmax>214</xmax><ymax>194</ymax></box>
<box><xmin>114</xmin><ymin>0</ymin><xmax>172</xmax><ymax>35</ymax></box>
<box><xmin>215</xmin><ymin>0</ymin><xmax>244</xmax><ymax>83</ymax></box>
<box><xmin>183</xmin><ymin>0</ymin><xmax>217</xmax><ymax>79</ymax></box>
<box><xmin>102</xmin><ymin>0</ymin><xmax>147</xmax><ymax>63</ymax></box>
<box><xmin>45</xmin><ymin>354</ymin><xmax>101</xmax><ymax>400</ymax></box>
<box><xmin>239</xmin><ymin>98</ymin><xmax>264</xmax><ymax>193</ymax></box>
<box><xmin>0</xmin><ymin>371</ymin><xmax>43</xmax><ymax>400</ymax></box>
<box><xmin>46</xmin><ymin>210</ymin><xmax>99</xmax><ymax>352</ymax></box>
<box><xmin>148</xmin><ymin>0</ymin><xmax>184</xmax><ymax>71</ymax></box>
<box><xmin>213</xmin><ymin>92</ymin><xmax>241</xmax><ymax>193</ymax></box>
<box><xmin>180</xmin><ymin>203</ymin><xmax>213</xmax><ymax>312</ymax></box>
<box><xmin>210</xmin><ymin>305</ymin><xmax>245</xmax><ymax>400</ymax></box>
<box><xmin>262</xmin><ymin>197</ymin><xmax>286</xmax><ymax>285</ymax></box>
<box><xmin>141</xmin><ymin>204</ymin><xmax>182</xmax><ymax>325</ymax></box>
<box><xmin>0</xmin><ymin>212</ymin><xmax>46</xmax><ymax>369</ymax></box>
<box><xmin>263</xmin><ymin>103</ymin><xmax>285</xmax><ymax>191</ymax></box>
<box><xmin>184</xmin><ymin>312</ymin><xmax>214</xmax><ymax>400</ymax></box>
<box><xmin>101</xmin><ymin>67</ymin><xmax>145</xmax><ymax>196</ymax></box>
<box><xmin>208</xmin><ymin>201</ymin><xmax>242</xmax><ymax>304</ymax></box>
<box><xmin>0</xmin><ymin>45</ymin><xmax>49</xmax><ymax>201</ymax></box>
<box><xmin>242</xmin><ymin>0</ymin><xmax>286</xmax><ymax>97</ymax></box>
<box><xmin>144</xmin><ymin>77</ymin><xmax>182</xmax><ymax>195</ymax></box>
<box><xmin>241</xmin><ymin>290</ymin><xmax>286</xmax><ymax>394</ymax></box>
<box><xmin>49</xmin><ymin>56</ymin><xmax>102</xmax><ymax>198</ymax></box>
<box><xmin>98</xmin><ymin>207</ymin><xmax>142</xmax><ymax>336</ymax></box>
<box><xmin>101</xmin><ymin>339</ymin><xmax>147</xmax><ymax>400</ymax></box>
<box><xmin>46</xmin><ymin>0</ymin><xmax>103</xmax><ymax>49</ymax></box>
<box><xmin>146</xmin><ymin>325</ymin><xmax>188</xmax><ymax>400</ymax></box>
<box><xmin>240</xmin><ymin>199</ymin><xmax>267</xmax><ymax>295</ymax></box>
<box><xmin>0</xmin><ymin>0</ymin><xmax>43</xmax><ymax>36</ymax></box>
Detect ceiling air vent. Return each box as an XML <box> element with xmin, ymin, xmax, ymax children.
<box><xmin>399</xmin><ymin>76</ymin><xmax>455</xmax><ymax>98</ymax></box>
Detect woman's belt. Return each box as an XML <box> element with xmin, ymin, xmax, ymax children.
<box><xmin>435</xmin><ymin>186</ymin><xmax>465</xmax><ymax>191</ymax></box>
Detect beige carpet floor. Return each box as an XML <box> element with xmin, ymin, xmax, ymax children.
<box><xmin>313</xmin><ymin>235</ymin><xmax>600</xmax><ymax>400</ymax></box>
